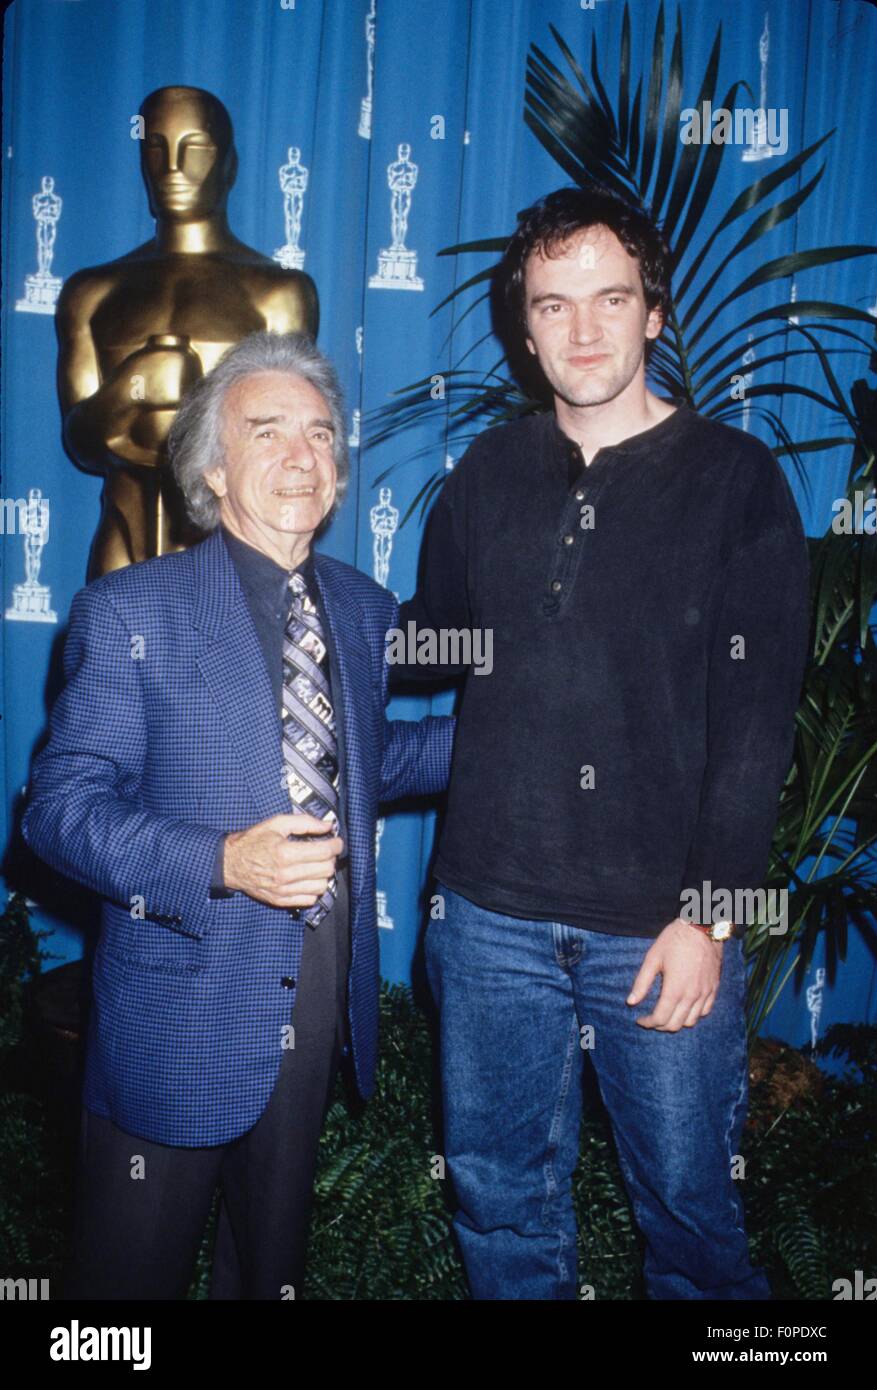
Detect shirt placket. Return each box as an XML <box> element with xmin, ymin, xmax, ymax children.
<box><xmin>541</xmin><ymin>437</ymin><xmax>605</xmax><ymax>618</ymax></box>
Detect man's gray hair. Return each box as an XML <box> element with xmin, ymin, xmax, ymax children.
<box><xmin>168</xmin><ymin>331</ymin><xmax>350</xmax><ymax>533</ymax></box>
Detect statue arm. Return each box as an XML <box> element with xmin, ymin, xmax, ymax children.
<box><xmin>57</xmin><ymin>272</ymin><xmax>170</xmax><ymax>471</ymax></box>
<box><xmin>57</xmin><ymin>273</ymin><xmax>113</xmax><ymax>474</ymax></box>
<box><xmin>58</xmin><ymin>262</ymin><xmax>320</xmax><ymax>477</ymax></box>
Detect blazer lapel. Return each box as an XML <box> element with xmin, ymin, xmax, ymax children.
<box><xmin>193</xmin><ymin>528</ymin><xmax>289</xmax><ymax>822</ymax></box>
<box><xmin>313</xmin><ymin>557</ymin><xmax>373</xmax><ymax>901</ymax></box>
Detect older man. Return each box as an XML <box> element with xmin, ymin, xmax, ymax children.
<box><xmin>23</xmin><ymin>331</ymin><xmax>454</xmax><ymax>1300</ymax></box>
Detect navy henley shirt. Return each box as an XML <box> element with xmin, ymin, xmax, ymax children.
<box><xmin>395</xmin><ymin>402</ymin><xmax>811</xmax><ymax>937</ymax></box>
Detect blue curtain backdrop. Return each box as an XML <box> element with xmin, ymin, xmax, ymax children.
<box><xmin>2</xmin><ymin>0</ymin><xmax>876</xmax><ymax>1065</ymax></box>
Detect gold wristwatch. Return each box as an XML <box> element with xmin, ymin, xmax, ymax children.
<box><xmin>689</xmin><ymin>920</ymin><xmax>736</xmax><ymax>942</ymax></box>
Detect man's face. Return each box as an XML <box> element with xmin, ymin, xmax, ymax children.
<box><xmin>204</xmin><ymin>372</ymin><xmax>338</xmax><ymax>556</ymax></box>
<box><xmin>141</xmin><ymin>93</ymin><xmax>230</xmax><ymax>221</ymax></box>
<box><xmin>523</xmin><ymin>225</ymin><xmax>663</xmax><ymax>408</ymax></box>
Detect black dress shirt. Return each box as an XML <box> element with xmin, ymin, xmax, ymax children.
<box><xmin>395</xmin><ymin>404</ymin><xmax>811</xmax><ymax>937</ymax></box>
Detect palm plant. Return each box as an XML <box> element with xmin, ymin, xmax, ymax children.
<box><xmin>368</xmin><ymin>2</ymin><xmax>877</xmax><ymax>1035</ymax></box>
<box><xmin>747</xmin><ymin>369</ymin><xmax>877</xmax><ymax>1038</ymax></box>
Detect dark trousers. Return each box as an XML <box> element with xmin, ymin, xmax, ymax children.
<box><xmin>63</xmin><ymin>876</ymin><xmax>350</xmax><ymax>1301</ymax></box>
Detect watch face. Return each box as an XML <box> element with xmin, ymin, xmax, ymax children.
<box><xmin>713</xmin><ymin>922</ymin><xmax>733</xmax><ymax>941</ymax></box>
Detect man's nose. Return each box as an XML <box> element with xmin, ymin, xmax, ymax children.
<box><xmin>569</xmin><ymin>304</ymin><xmax>601</xmax><ymax>343</ymax></box>
<box><xmin>280</xmin><ymin>435</ymin><xmax>318</xmax><ymax>470</ymax></box>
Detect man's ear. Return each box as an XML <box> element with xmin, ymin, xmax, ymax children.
<box><xmin>202</xmin><ymin>465</ymin><xmax>227</xmax><ymax>499</ymax></box>
<box><xmin>525</xmin><ymin>332</ymin><xmax>536</xmax><ymax>357</ymax></box>
<box><xmin>645</xmin><ymin>305</ymin><xmax>664</xmax><ymax>341</ymax></box>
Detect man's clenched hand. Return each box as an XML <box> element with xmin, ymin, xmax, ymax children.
<box><xmin>223</xmin><ymin>813</ymin><xmax>343</xmax><ymax>909</ymax></box>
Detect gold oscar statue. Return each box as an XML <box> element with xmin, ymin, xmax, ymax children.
<box><xmin>56</xmin><ymin>85</ymin><xmax>319</xmax><ymax>577</ymax></box>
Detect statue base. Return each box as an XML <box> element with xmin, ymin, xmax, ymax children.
<box><xmin>6</xmin><ymin>583</ymin><xmax>57</xmax><ymax>623</ymax></box>
<box><xmin>741</xmin><ymin>143</ymin><xmax>776</xmax><ymax>162</ymax></box>
<box><xmin>369</xmin><ymin>248</ymin><xmax>423</xmax><ymax>291</ymax></box>
<box><xmin>16</xmin><ymin>273</ymin><xmax>62</xmax><ymax>315</ymax></box>
<box><xmin>273</xmin><ymin>245</ymin><xmax>305</xmax><ymax>270</ymax></box>
<box><xmin>376</xmin><ymin>890</ymin><xmax>394</xmax><ymax>931</ymax></box>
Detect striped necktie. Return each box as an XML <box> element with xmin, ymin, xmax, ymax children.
<box><xmin>281</xmin><ymin>569</ymin><xmax>339</xmax><ymax>926</ymax></box>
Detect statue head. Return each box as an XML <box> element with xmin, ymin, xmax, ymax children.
<box><xmin>139</xmin><ymin>86</ymin><xmax>237</xmax><ymax>222</ymax></box>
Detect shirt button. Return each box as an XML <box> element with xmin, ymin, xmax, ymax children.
<box><xmin>574</xmin><ymin>489</ymin><xmax>585</xmax><ymax>501</ymax></box>
<box><xmin>551</xmin><ymin>580</ymin><xmax>562</xmax><ymax>592</ymax></box>
<box><xmin>281</xmin><ymin>976</ymin><xmax>296</xmax><ymax>989</ymax></box>
<box><xmin>562</xmin><ymin>534</ymin><xmax>574</xmax><ymax>546</ymax></box>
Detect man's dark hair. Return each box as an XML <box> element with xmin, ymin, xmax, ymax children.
<box><xmin>498</xmin><ymin>184</ymin><xmax>673</xmax><ymax>348</ymax></box>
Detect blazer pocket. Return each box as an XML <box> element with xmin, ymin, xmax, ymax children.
<box><xmin>99</xmin><ymin>942</ymin><xmax>205</xmax><ymax>977</ymax></box>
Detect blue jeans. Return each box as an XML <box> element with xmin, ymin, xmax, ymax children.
<box><xmin>425</xmin><ymin>884</ymin><xmax>771</xmax><ymax>1301</ymax></box>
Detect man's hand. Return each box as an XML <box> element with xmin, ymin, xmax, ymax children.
<box><xmin>626</xmin><ymin>917</ymin><xmax>725</xmax><ymax>1031</ymax></box>
<box><xmin>222</xmin><ymin>813</ymin><xmax>343</xmax><ymax>909</ymax></box>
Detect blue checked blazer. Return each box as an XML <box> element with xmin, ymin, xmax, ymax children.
<box><xmin>22</xmin><ymin>525</ymin><xmax>454</xmax><ymax>1145</ymax></box>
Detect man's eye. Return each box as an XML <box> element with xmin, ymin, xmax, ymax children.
<box><xmin>312</xmin><ymin>431</ymin><xmax>332</xmax><ymax>444</ymax></box>
<box><xmin>257</xmin><ymin>429</ymin><xmax>275</xmax><ymax>439</ymax></box>
<box><xmin>605</xmin><ymin>297</ymin><xmax>626</xmax><ymax>306</ymax></box>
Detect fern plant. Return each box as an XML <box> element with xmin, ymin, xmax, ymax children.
<box><xmin>1</xmin><ymin>904</ymin><xmax>874</xmax><ymax>1301</ymax></box>
<box><xmin>745</xmin><ymin>371</ymin><xmax>877</xmax><ymax>1037</ymax></box>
